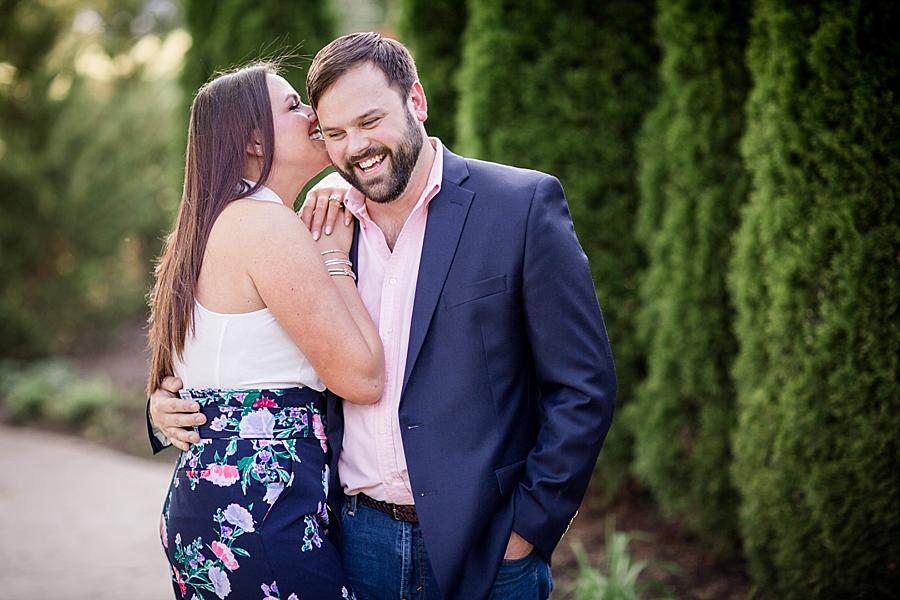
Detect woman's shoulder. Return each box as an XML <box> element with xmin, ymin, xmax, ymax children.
<box><xmin>213</xmin><ymin>199</ymin><xmax>314</xmax><ymax>261</ymax></box>
<box><xmin>216</xmin><ymin>199</ymin><xmax>307</xmax><ymax>237</ymax></box>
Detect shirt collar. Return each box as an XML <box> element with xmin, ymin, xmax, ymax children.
<box><xmin>343</xmin><ymin>137</ymin><xmax>444</xmax><ymax>226</ymax></box>
<box><xmin>241</xmin><ymin>179</ymin><xmax>285</xmax><ymax>205</ymax></box>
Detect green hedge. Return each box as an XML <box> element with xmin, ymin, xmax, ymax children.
<box><xmin>456</xmin><ymin>0</ymin><xmax>658</xmax><ymax>497</ymax></box>
<box><xmin>395</xmin><ymin>0</ymin><xmax>467</xmax><ymax>148</ymax></box>
<box><xmin>730</xmin><ymin>0</ymin><xmax>900</xmax><ymax>595</ymax></box>
<box><xmin>628</xmin><ymin>0</ymin><xmax>750</xmax><ymax>552</ymax></box>
<box><xmin>180</xmin><ymin>0</ymin><xmax>336</xmax><ymax>102</ymax></box>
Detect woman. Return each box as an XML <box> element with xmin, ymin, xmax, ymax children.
<box><xmin>147</xmin><ymin>62</ymin><xmax>382</xmax><ymax>599</ymax></box>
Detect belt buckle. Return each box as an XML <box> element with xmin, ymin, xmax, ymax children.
<box><xmin>391</xmin><ymin>505</ymin><xmax>400</xmax><ymax>521</ymax></box>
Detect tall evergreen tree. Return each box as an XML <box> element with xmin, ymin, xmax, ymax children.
<box><xmin>730</xmin><ymin>0</ymin><xmax>900</xmax><ymax>595</ymax></box>
<box><xmin>456</xmin><ymin>0</ymin><xmax>658</xmax><ymax>495</ymax></box>
<box><xmin>180</xmin><ymin>0</ymin><xmax>336</xmax><ymax>102</ymax></box>
<box><xmin>628</xmin><ymin>0</ymin><xmax>750</xmax><ymax>551</ymax></box>
<box><xmin>395</xmin><ymin>0</ymin><xmax>466</xmax><ymax>148</ymax></box>
<box><xmin>0</xmin><ymin>0</ymin><xmax>65</xmax><ymax>355</ymax></box>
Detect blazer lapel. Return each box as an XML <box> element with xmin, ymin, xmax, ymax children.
<box><xmin>349</xmin><ymin>219</ymin><xmax>360</xmax><ymax>276</ymax></box>
<box><xmin>402</xmin><ymin>149</ymin><xmax>473</xmax><ymax>394</ymax></box>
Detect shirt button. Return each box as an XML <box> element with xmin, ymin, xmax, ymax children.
<box><xmin>388</xmin><ymin>278</ymin><xmax>398</xmax><ymax>286</ymax></box>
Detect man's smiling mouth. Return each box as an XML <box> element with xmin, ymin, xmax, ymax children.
<box><xmin>356</xmin><ymin>153</ymin><xmax>386</xmax><ymax>174</ymax></box>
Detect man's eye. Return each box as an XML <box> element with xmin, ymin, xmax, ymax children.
<box><xmin>362</xmin><ymin>118</ymin><xmax>380</xmax><ymax>128</ymax></box>
<box><xmin>327</xmin><ymin>132</ymin><xmax>345</xmax><ymax>140</ymax></box>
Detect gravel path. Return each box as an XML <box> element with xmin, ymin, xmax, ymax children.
<box><xmin>0</xmin><ymin>425</ymin><xmax>177</xmax><ymax>599</ymax></box>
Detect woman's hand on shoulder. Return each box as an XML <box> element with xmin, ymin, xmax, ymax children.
<box><xmin>300</xmin><ymin>172</ymin><xmax>353</xmax><ymax>241</ymax></box>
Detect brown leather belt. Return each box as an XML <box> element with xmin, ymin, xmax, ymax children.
<box><xmin>357</xmin><ymin>492</ymin><xmax>418</xmax><ymax>523</ymax></box>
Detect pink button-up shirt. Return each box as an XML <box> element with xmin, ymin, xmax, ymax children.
<box><xmin>339</xmin><ymin>138</ymin><xmax>444</xmax><ymax>505</ymax></box>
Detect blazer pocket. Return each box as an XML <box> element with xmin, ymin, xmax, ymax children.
<box><xmin>443</xmin><ymin>274</ymin><xmax>507</xmax><ymax>309</ymax></box>
<box><xmin>495</xmin><ymin>459</ymin><xmax>526</xmax><ymax>497</ymax></box>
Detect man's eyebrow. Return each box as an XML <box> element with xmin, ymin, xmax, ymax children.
<box><xmin>321</xmin><ymin>109</ymin><xmax>385</xmax><ymax>133</ymax></box>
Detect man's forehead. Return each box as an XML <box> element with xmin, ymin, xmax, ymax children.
<box><xmin>317</xmin><ymin>68</ymin><xmax>404</xmax><ymax>124</ymax></box>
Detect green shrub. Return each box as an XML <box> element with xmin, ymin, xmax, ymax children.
<box><xmin>729</xmin><ymin>0</ymin><xmax>900</xmax><ymax>596</ymax></box>
<box><xmin>181</xmin><ymin>0</ymin><xmax>336</xmax><ymax>102</ymax></box>
<box><xmin>456</xmin><ymin>0</ymin><xmax>658</xmax><ymax>498</ymax></box>
<box><xmin>1</xmin><ymin>6</ymin><xmax>182</xmax><ymax>358</ymax></box>
<box><xmin>395</xmin><ymin>0</ymin><xmax>467</xmax><ymax>148</ymax></box>
<box><xmin>1</xmin><ymin>360</ymin><xmax>118</xmax><ymax>431</ymax></box>
<box><xmin>627</xmin><ymin>0</ymin><xmax>751</xmax><ymax>553</ymax></box>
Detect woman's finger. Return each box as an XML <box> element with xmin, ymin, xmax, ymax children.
<box><xmin>299</xmin><ymin>201</ymin><xmax>314</xmax><ymax>229</ymax></box>
<box><xmin>323</xmin><ymin>193</ymin><xmax>344</xmax><ymax>235</ymax></box>
<box><xmin>310</xmin><ymin>193</ymin><xmax>331</xmax><ymax>240</ymax></box>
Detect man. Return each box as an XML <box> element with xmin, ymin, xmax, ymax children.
<box><xmin>150</xmin><ymin>32</ymin><xmax>615</xmax><ymax>599</ymax></box>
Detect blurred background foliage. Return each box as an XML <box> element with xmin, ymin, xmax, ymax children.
<box><xmin>0</xmin><ymin>0</ymin><xmax>897</xmax><ymax>597</ymax></box>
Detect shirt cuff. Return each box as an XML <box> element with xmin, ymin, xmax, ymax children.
<box><xmin>152</xmin><ymin>423</ymin><xmax>172</xmax><ymax>447</ymax></box>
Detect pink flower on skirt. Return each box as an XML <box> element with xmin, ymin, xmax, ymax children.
<box><xmin>202</xmin><ymin>464</ymin><xmax>240</xmax><ymax>487</ymax></box>
<box><xmin>211</xmin><ymin>540</ymin><xmax>240</xmax><ymax>571</ymax></box>
<box><xmin>172</xmin><ymin>565</ymin><xmax>186</xmax><ymax>596</ymax></box>
<box><xmin>160</xmin><ymin>514</ymin><xmax>168</xmax><ymax>548</ymax></box>
<box><xmin>312</xmin><ymin>413</ymin><xmax>327</xmax><ymax>452</ymax></box>
<box><xmin>253</xmin><ymin>396</ymin><xmax>278</xmax><ymax>409</ymax></box>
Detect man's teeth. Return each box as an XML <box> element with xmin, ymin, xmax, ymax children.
<box><xmin>358</xmin><ymin>154</ymin><xmax>385</xmax><ymax>171</ymax></box>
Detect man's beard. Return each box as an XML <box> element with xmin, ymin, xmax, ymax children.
<box><xmin>335</xmin><ymin>109</ymin><xmax>425</xmax><ymax>204</ymax></box>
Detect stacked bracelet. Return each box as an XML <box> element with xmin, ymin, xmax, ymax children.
<box><xmin>328</xmin><ymin>267</ymin><xmax>356</xmax><ymax>281</ymax></box>
<box><xmin>321</xmin><ymin>249</ymin><xmax>348</xmax><ymax>257</ymax></box>
<box><xmin>324</xmin><ymin>258</ymin><xmax>353</xmax><ymax>267</ymax></box>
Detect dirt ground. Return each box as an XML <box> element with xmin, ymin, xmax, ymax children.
<box><xmin>0</xmin><ymin>424</ymin><xmax>177</xmax><ymax>599</ymax></box>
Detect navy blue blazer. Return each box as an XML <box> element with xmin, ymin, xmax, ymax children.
<box><xmin>327</xmin><ymin>147</ymin><xmax>616</xmax><ymax>598</ymax></box>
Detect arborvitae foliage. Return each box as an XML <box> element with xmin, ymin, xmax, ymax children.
<box><xmin>0</xmin><ymin>1</ymin><xmax>64</xmax><ymax>355</ymax></box>
<box><xmin>628</xmin><ymin>0</ymin><xmax>750</xmax><ymax>553</ymax></box>
<box><xmin>456</xmin><ymin>0</ymin><xmax>658</xmax><ymax>497</ymax></box>
<box><xmin>395</xmin><ymin>0</ymin><xmax>466</xmax><ymax>148</ymax></box>
<box><xmin>730</xmin><ymin>0</ymin><xmax>900</xmax><ymax>596</ymax></box>
<box><xmin>180</xmin><ymin>0</ymin><xmax>336</xmax><ymax>102</ymax></box>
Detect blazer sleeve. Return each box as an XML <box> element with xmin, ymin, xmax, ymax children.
<box><xmin>512</xmin><ymin>174</ymin><xmax>617</xmax><ymax>559</ymax></box>
<box><xmin>146</xmin><ymin>397</ymin><xmax>171</xmax><ymax>454</ymax></box>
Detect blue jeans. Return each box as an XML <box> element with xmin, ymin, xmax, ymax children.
<box><xmin>340</xmin><ymin>495</ymin><xmax>552</xmax><ymax>599</ymax></box>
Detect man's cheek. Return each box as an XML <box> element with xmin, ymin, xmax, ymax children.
<box><xmin>324</xmin><ymin>144</ymin><xmax>342</xmax><ymax>165</ymax></box>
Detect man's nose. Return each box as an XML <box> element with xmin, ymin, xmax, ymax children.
<box><xmin>346</xmin><ymin>129</ymin><xmax>370</xmax><ymax>157</ymax></box>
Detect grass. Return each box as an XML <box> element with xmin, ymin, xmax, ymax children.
<box><xmin>566</xmin><ymin>519</ymin><xmax>677</xmax><ymax>600</ymax></box>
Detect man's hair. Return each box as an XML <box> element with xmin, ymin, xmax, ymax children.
<box><xmin>307</xmin><ymin>32</ymin><xmax>418</xmax><ymax>109</ymax></box>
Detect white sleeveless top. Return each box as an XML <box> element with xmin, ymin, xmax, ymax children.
<box><xmin>173</xmin><ymin>183</ymin><xmax>325</xmax><ymax>392</ymax></box>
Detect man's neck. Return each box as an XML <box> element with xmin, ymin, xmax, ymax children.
<box><xmin>366</xmin><ymin>139</ymin><xmax>437</xmax><ymax>231</ymax></box>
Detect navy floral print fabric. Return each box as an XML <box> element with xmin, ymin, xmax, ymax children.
<box><xmin>160</xmin><ymin>388</ymin><xmax>354</xmax><ymax>599</ymax></box>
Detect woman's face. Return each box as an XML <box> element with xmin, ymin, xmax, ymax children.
<box><xmin>265</xmin><ymin>73</ymin><xmax>329</xmax><ymax>173</ymax></box>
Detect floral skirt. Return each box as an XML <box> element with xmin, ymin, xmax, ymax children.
<box><xmin>160</xmin><ymin>388</ymin><xmax>354</xmax><ymax>600</ymax></box>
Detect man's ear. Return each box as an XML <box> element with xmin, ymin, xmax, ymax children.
<box><xmin>409</xmin><ymin>81</ymin><xmax>428</xmax><ymax>123</ymax></box>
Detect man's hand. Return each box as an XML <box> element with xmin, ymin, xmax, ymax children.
<box><xmin>503</xmin><ymin>531</ymin><xmax>534</xmax><ymax>560</ymax></box>
<box><xmin>299</xmin><ymin>172</ymin><xmax>353</xmax><ymax>240</ymax></box>
<box><xmin>149</xmin><ymin>376</ymin><xmax>204</xmax><ymax>451</ymax></box>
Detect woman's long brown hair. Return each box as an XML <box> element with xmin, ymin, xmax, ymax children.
<box><xmin>147</xmin><ymin>63</ymin><xmax>278</xmax><ymax>395</ymax></box>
